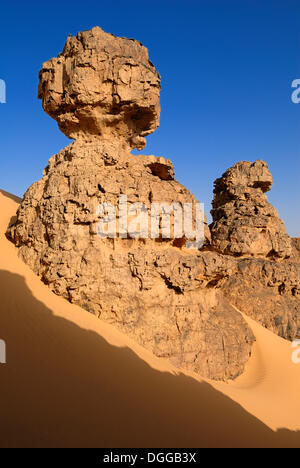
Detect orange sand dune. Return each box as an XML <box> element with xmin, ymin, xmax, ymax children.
<box><xmin>0</xmin><ymin>190</ymin><xmax>299</xmax><ymax>448</ymax></box>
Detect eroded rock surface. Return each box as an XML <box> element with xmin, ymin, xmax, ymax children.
<box><xmin>38</xmin><ymin>26</ymin><xmax>161</xmax><ymax>150</ymax></box>
<box><xmin>7</xmin><ymin>26</ymin><xmax>300</xmax><ymax>381</ymax></box>
<box><xmin>291</xmin><ymin>238</ymin><xmax>300</xmax><ymax>263</ymax></box>
<box><xmin>209</xmin><ymin>160</ymin><xmax>299</xmax><ymax>339</ymax></box>
<box><xmin>210</xmin><ymin>160</ymin><xmax>292</xmax><ymax>258</ymax></box>
<box><xmin>8</xmin><ymin>139</ymin><xmax>253</xmax><ymax>380</ymax></box>
<box><xmin>221</xmin><ymin>256</ymin><xmax>300</xmax><ymax>340</ymax></box>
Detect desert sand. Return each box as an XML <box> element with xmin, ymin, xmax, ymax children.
<box><xmin>0</xmin><ymin>189</ymin><xmax>299</xmax><ymax>448</ymax></box>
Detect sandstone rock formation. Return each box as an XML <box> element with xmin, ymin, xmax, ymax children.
<box><xmin>7</xmin><ymin>136</ymin><xmax>255</xmax><ymax>381</ymax></box>
<box><xmin>7</xmin><ymin>26</ymin><xmax>300</xmax><ymax>381</ymax></box>
<box><xmin>221</xmin><ymin>256</ymin><xmax>300</xmax><ymax>340</ymax></box>
<box><xmin>38</xmin><ymin>26</ymin><xmax>161</xmax><ymax>150</ymax></box>
<box><xmin>208</xmin><ymin>160</ymin><xmax>299</xmax><ymax>340</ymax></box>
<box><xmin>291</xmin><ymin>238</ymin><xmax>300</xmax><ymax>263</ymax></box>
<box><xmin>7</xmin><ymin>27</ymin><xmax>257</xmax><ymax>381</ymax></box>
<box><xmin>210</xmin><ymin>160</ymin><xmax>292</xmax><ymax>258</ymax></box>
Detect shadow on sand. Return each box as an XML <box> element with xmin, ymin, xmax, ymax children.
<box><xmin>0</xmin><ymin>269</ymin><xmax>299</xmax><ymax>448</ymax></box>
<box><xmin>0</xmin><ymin>190</ymin><xmax>22</xmax><ymax>204</ymax></box>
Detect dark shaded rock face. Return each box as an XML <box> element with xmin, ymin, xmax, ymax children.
<box><xmin>221</xmin><ymin>257</ymin><xmax>300</xmax><ymax>340</ymax></box>
<box><xmin>6</xmin><ymin>27</ymin><xmax>300</xmax><ymax>380</ymax></box>
<box><xmin>291</xmin><ymin>238</ymin><xmax>300</xmax><ymax>263</ymax></box>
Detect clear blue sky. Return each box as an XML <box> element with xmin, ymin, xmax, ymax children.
<box><xmin>0</xmin><ymin>0</ymin><xmax>299</xmax><ymax>236</ymax></box>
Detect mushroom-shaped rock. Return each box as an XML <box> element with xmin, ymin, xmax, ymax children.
<box><xmin>7</xmin><ymin>27</ymin><xmax>258</xmax><ymax>382</ymax></box>
<box><xmin>38</xmin><ymin>27</ymin><xmax>161</xmax><ymax>150</ymax></box>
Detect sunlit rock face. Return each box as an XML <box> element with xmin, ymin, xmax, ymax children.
<box><xmin>11</xmin><ymin>26</ymin><xmax>299</xmax><ymax>380</ymax></box>
<box><xmin>8</xmin><ymin>136</ymin><xmax>251</xmax><ymax>382</ymax></box>
<box><xmin>210</xmin><ymin>160</ymin><xmax>292</xmax><ymax>258</ymax></box>
<box><xmin>210</xmin><ymin>160</ymin><xmax>299</xmax><ymax>342</ymax></box>
<box><xmin>38</xmin><ymin>26</ymin><xmax>161</xmax><ymax>150</ymax></box>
